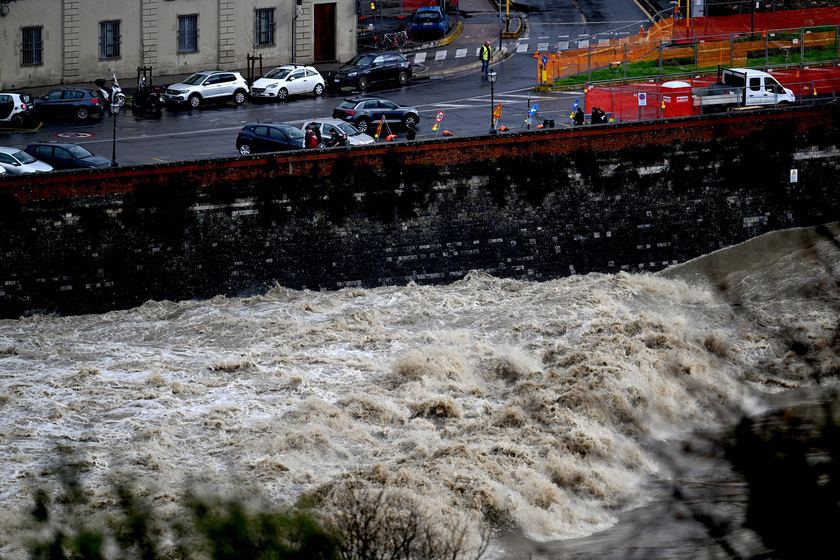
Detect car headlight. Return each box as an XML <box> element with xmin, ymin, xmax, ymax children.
<box><xmin>348</xmin><ymin>72</ymin><xmax>357</xmax><ymax>78</ymax></box>
<box><xmin>267</xmin><ymin>83</ymin><xmax>278</xmax><ymax>89</ymax></box>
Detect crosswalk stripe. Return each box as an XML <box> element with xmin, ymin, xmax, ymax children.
<box><xmin>516</xmin><ymin>43</ymin><xmax>529</xmax><ymax>53</ymax></box>
<box><xmin>455</xmin><ymin>48</ymin><xmax>467</xmax><ymax>58</ymax></box>
<box><xmin>435</xmin><ymin>50</ymin><xmax>447</xmax><ymax>61</ymax></box>
<box><xmin>414</xmin><ymin>52</ymin><xmax>427</xmax><ymax>63</ymax></box>
<box><xmin>537</xmin><ymin>42</ymin><xmax>549</xmax><ymax>50</ymax></box>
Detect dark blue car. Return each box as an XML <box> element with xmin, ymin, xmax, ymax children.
<box><xmin>24</xmin><ymin>142</ymin><xmax>112</xmax><ymax>169</ymax></box>
<box><xmin>236</xmin><ymin>123</ymin><xmax>305</xmax><ymax>155</ymax></box>
<box><xmin>411</xmin><ymin>6</ymin><xmax>449</xmax><ymax>40</ymax></box>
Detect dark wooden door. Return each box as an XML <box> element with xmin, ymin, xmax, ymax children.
<box><xmin>314</xmin><ymin>3</ymin><xmax>336</xmax><ymax>61</ymax></box>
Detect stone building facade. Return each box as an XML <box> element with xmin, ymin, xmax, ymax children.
<box><xmin>0</xmin><ymin>0</ymin><xmax>357</xmax><ymax>90</ymax></box>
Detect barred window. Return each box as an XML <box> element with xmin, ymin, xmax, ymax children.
<box><xmin>100</xmin><ymin>20</ymin><xmax>121</xmax><ymax>59</ymax></box>
<box><xmin>255</xmin><ymin>8</ymin><xmax>275</xmax><ymax>46</ymax></box>
<box><xmin>178</xmin><ymin>14</ymin><xmax>199</xmax><ymax>53</ymax></box>
<box><xmin>21</xmin><ymin>26</ymin><xmax>43</xmax><ymax>66</ymax></box>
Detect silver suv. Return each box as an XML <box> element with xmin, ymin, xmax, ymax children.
<box><xmin>164</xmin><ymin>70</ymin><xmax>249</xmax><ymax>108</ymax></box>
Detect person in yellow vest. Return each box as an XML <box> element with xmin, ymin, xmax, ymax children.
<box><xmin>480</xmin><ymin>41</ymin><xmax>491</xmax><ymax>76</ymax></box>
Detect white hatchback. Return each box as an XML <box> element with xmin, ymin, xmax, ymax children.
<box><xmin>249</xmin><ymin>65</ymin><xmax>325</xmax><ymax>101</ymax></box>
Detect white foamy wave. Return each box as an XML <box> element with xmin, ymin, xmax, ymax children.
<box><xmin>1</xmin><ymin>225</ymin><xmax>839</xmax><ymax>556</ymax></box>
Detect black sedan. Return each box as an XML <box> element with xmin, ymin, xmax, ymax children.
<box><xmin>326</xmin><ymin>52</ymin><xmax>412</xmax><ymax>92</ymax></box>
<box><xmin>236</xmin><ymin>123</ymin><xmax>305</xmax><ymax>155</ymax></box>
<box><xmin>25</xmin><ymin>142</ymin><xmax>112</xmax><ymax>169</ymax></box>
<box><xmin>332</xmin><ymin>96</ymin><xmax>420</xmax><ymax>134</ymax></box>
<box><xmin>33</xmin><ymin>88</ymin><xmax>104</xmax><ymax>120</ymax></box>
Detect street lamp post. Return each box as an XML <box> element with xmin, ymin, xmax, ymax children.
<box><xmin>488</xmin><ymin>70</ymin><xmax>497</xmax><ymax>134</ymax></box>
<box><xmin>110</xmin><ymin>109</ymin><xmax>118</xmax><ymax>167</ymax></box>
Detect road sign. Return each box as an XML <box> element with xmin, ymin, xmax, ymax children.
<box><xmin>492</xmin><ymin>103</ymin><xmax>501</xmax><ymax>119</ymax></box>
<box><xmin>435</xmin><ymin>111</ymin><xmax>444</xmax><ymax>123</ymax></box>
<box><xmin>54</xmin><ymin>132</ymin><xmax>94</xmax><ymax>138</ymax></box>
<box><xmin>638</xmin><ymin>92</ymin><xmax>647</xmax><ymax>106</ymax></box>
<box><xmin>541</xmin><ymin>55</ymin><xmax>548</xmax><ymax>65</ymax></box>
<box><xmin>528</xmin><ymin>104</ymin><xmax>538</xmax><ymax>117</ymax></box>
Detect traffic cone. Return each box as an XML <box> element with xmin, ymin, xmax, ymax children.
<box><xmin>442</xmin><ymin>130</ymin><xmax>454</xmax><ymax>136</ymax></box>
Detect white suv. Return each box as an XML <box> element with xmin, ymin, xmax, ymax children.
<box><xmin>164</xmin><ymin>70</ymin><xmax>249</xmax><ymax>108</ymax></box>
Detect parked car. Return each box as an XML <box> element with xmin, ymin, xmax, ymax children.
<box><xmin>33</xmin><ymin>88</ymin><xmax>103</xmax><ymax>120</ymax></box>
<box><xmin>250</xmin><ymin>65</ymin><xmax>325</xmax><ymax>101</ymax></box>
<box><xmin>300</xmin><ymin>119</ymin><xmax>374</xmax><ymax>147</ymax></box>
<box><xmin>165</xmin><ymin>70</ymin><xmax>249</xmax><ymax>108</ymax></box>
<box><xmin>411</xmin><ymin>6</ymin><xmax>449</xmax><ymax>40</ymax></box>
<box><xmin>24</xmin><ymin>142</ymin><xmax>112</xmax><ymax>169</ymax></box>
<box><xmin>326</xmin><ymin>52</ymin><xmax>412</xmax><ymax>92</ymax></box>
<box><xmin>236</xmin><ymin>123</ymin><xmax>306</xmax><ymax>155</ymax></box>
<box><xmin>332</xmin><ymin>96</ymin><xmax>420</xmax><ymax>134</ymax></box>
<box><xmin>0</xmin><ymin>146</ymin><xmax>53</xmax><ymax>174</ymax></box>
<box><xmin>0</xmin><ymin>92</ymin><xmax>36</xmax><ymax>127</ymax></box>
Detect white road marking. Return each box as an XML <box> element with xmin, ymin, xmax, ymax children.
<box><xmin>516</xmin><ymin>43</ymin><xmax>529</xmax><ymax>53</ymax></box>
<box><xmin>455</xmin><ymin>48</ymin><xmax>468</xmax><ymax>58</ymax></box>
<box><xmin>537</xmin><ymin>42</ymin><xmax>549</xmax><ymax>50</ymax></box>
<box><xmin>414</xmin><ymin>52</ymin><xmax>427</xmax><ymax>63</ymax></box>
<box><xmin>435</xmin><ymin>50</ymin><xmax>447</xmax><ymax>61</ymax></box>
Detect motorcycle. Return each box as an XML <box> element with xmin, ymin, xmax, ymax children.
<box><xmin>95</xmin><ymin>73</ymin><xmax>126</xmax><ymax>115</ymax></box>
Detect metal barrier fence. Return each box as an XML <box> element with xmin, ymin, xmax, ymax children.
<box><xmin>537</xmin><ymin>7</ymin><xmax>840</xmax><ymax>86</ymax></box>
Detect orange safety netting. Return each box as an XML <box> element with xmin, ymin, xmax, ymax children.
<box><xmin>537</xmin><ymin>7</ymin><xmax>840</xmax><ymax>86</ymax></box>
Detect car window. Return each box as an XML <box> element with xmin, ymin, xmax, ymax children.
<box><xmin>20</xmin><ymin>93</ymin><xmax>31</xmax><ymax>103</ymax></box>
<box><xmin>380</xmin><ymin>101</ymin><xmax>397</xmax><ymax>109</ymax></box>
<box><xmin>265</xmin><ymin>67</ymin><xmax>291</xmax><ymax>80</ymax></box>
<box><xmin>363</xmin><ymin>101</ymin><xmax>380</xmax><ymax>109</ymax></box>
<box><xmin>337</xmin><ymin>123</ymin><xmax>359</xmax><ymax>136</ymax></box>
<box><xmin>34</xmin><ymin>145</ymin><xmax>52</xmax><ymax>156</ymax></box>
<box><xmin>220</xmin><ymin>74</ymin><xmax>236</xmax><ymax>83</ymax></box>
<box><xmin>70</xmin><ymin>91</ymin><xmax>84</xmax><ymax>100</ymax></box>
<box><xmin>253</xmin><ymin>126</ymin><xmax>268</xmax><ymax>137</ymax></box>
<box><xmin>290</xmin><ymin>70</ymin><xmax>305</xmax><ymax>80</ymax></box>
<box><xmin>14</xmin><ymin>150</ymin><xmax>37</xmax><ymax>164</ymax></box>
<box><xmin>0</xmin><ymin>153</ymin><xmax>14</xmax><ymax>164</ymax></box>
<box><xmin>54</xmin><ymin>148</ymin><xmax>72</xmax><ymax>160</ymax></box>
<box><xmin>749</xmin><ymin>77</ymin><xmax>761</xmax><ymax>92</ymax></box>
<box><xmin>337</xmin><ymin>100</ymin><xmax>358</xmax><ymax>110</ymax></box>
<box><xmin>285</xmin><ymin>127</ymin><xmax>305</xmax><ymax>140</ymax></box>
<box><xmin>373</xmin><ymin>56</ymin><xmax>385</xmax><ymax>66</ymax></box>
<box><xmin>0</xmin><ymin>95</ymin><xmax>10</xmax><ymax>104</ymax></box>
<box><xmin>45</xmin><ymin>91</ymin><xmax>63</xmax><ymax>101</ymax></box>
<box><xmin>65</xmin><ymin>145</ymin><xmax>92</xmax><ymax>158</ymax></box>
<box><xmin>183</xmin><ymin>73</ymin><xmax>206</xmax><ymax>85</ymax></box>
<box><xmin>347</xmin><ymin>54</ymin><xmax>374</xmax><ymax>66</ymax></box>
<box><xmin>205</xmin><ymin>75</ymin><xmax>220</xmax><ymax>85</ymax></box>
<box><xmin>305</xmin><ymin>69</ymin><xmax>318</xmax><ymax>77</ymax></box>
<box><xmin>269</xmin><ymin>127</ymin><xmax>288</xmax><ymax>140</ymax></box>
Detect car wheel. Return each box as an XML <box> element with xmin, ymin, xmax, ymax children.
<box><xmin>313</xmin><ymin>83</ymin><xmax>324</xmax><ymax>96</ymax></box>
<box><xmin>189</xmin><ymin>94</ymin><xmax>201</xmax><ymax>108</ymax></box>
<box><xmin>11</xmin><ymin>114</ymin><xmax>24</xmax><ymax>127</ymax></box>
<box><xmin>398</xmin><ymin>71</ymin><xmax>409</xmax><ymax>86</ymax></box>
<box><xmin>239</xmin><ymin>143</ymin><xmax>252</xmax><ymax>155</ymax></box>
<box><xmin>356</xmin><ymin>117</ymin><xmax>371</xmax><ymax>133</ymax></box>
<box><xmin>234</xmin><ymin>90</ymin><xmax>246</xmax><ymax>105</ymax></box>
<box><xmin>277</xmin><ymin>88</ymin><xmax>288</xmax><ymax>101</ymax></box>
<box><xmin>76</xmin><ymin>106</ymin><xmax>90</xmax><ymax>120</ymax></box>
<box><xmin>357</xmin><ymin>77</ymin><xmax>369</xmax><ymax>91</ymax></box>
<box><xmin>402</xmin><ymin>114</ymin><xmax>418</xmax><ymax>128</ymax></box>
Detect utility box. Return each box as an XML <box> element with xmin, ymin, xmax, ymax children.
<box><xmin>661</xmin><ymin>81</ymin><xmax>693</xmax><ymax>118</ymax></box>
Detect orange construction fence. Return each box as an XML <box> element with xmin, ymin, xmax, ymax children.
<box><xmin>537</xmin><ymin>7</ymin><xmax>840</xmax><ymax>86</ymax></box>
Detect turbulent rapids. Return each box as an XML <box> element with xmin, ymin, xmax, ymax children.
<box><xmin>1</xmin><ymin>223</ymin><xmax>839</xmax><ymax>557</ymax></box>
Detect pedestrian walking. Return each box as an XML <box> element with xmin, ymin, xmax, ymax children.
<box><xmin>480</xmin><ymin>41</ymin><xmax>491</xmax><ymax>76</ymax></box>
<box><xmin>573</xmin><ymin>107</ymin><xmax>585</xmax><ymax>126</ymax></box>
<box><xmin>305</xmin><ymin>126</ymin><xmax>318</xmax><ymax>149</ymax></box>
